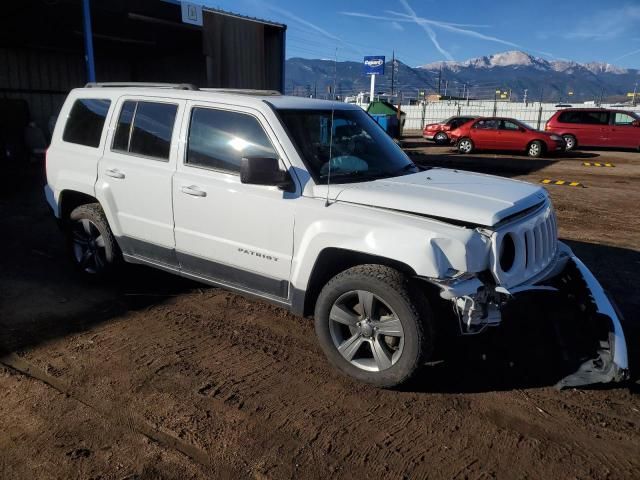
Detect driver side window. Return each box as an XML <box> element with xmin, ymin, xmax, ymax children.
<box><xmin>614</xmin><ymin>112</ymin><xmax>636</xmax><ymax>126</ymax></box>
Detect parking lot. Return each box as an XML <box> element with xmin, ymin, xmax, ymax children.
<box><xmin>1</xmin><ymin>136</ymin><xmax>639</xmax><ymax>479</ymax></box>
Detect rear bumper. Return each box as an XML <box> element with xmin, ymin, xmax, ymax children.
<box><xmin>44</xmin><ymin>184</ymin><xmax>59</xmax><ymax>217</ymax></box>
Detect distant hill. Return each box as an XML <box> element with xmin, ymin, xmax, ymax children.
<box><xmin>285</xmin><ymin>51</ymin><xmax>640</xmax><ymax>102</ymax></box>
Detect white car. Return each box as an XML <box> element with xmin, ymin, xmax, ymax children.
<box><xmin>45</xmin><ymin>83</ymin><xmax>628</xmax><ymax>388</ymax></box>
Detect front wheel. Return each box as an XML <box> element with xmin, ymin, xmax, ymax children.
<box><xmin>457</xmin><ymin>138</ymin><xmax>474</xmax><ymax>154</ymax></box>
<box><xmin>527</xmin><ymin>140</ymin><xmax>544</xmax><ymax>158</ymax></box>
<box><xmin>314</xmin><ymin>265</ymin><xmax>434</xmax><ymax>388</ymax></box>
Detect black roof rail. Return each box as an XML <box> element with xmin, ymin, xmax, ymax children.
<box><xmin>85</xmin><ymin>82</ymin><xmax>199</xmax><ymax>91</ymax></box>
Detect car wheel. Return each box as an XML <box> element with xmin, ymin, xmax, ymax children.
<box><xmin>457</xmin><ymin>138</ymin><xmax>474</xmax><ymax>154</ymax></box>
<box><xmin>314</xmin><ymin>265</ymin><xmax>434</xmax><ymax>388</ymax></box>
<box><xmin>562</xmin><ymin>134</ymin><xmax>577</xmax><ymax>151</ymax></box>
<box><xmin>434</xmin><ymin>132</ymin><xmax>449</xmax><ymax>144</ymax></box>
<box><xmin>68</xmin><ymin>203</ymin><xmax>121</xmax><ymax>277</ymax></box>
<box><xmin>527</xmin><ymin>140</ymin><xmax>544</xmax><ymax>158</ymax></box>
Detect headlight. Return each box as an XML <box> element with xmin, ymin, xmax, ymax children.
<box><xmin>550</xmin><ymin>134</ymin><xmax>562</xmax><ymax>141</ymax></box>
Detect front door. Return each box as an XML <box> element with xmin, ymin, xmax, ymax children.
<box><xmin>97</xmin><ymin>96</ymin><xmax>185</xmax><ymax>266</ymax></box>
<box><xmin>609</xmin><ymin>111</ymin><xmax>640</xmax><ymax>148</ymax></box>
<box><xmin>497</xmin><ymin>119</ymin><xmax>527</xmax><ymax>150</ymax></box>
<box><xmin>172</xmin><ymin>102</ymin><xmax>296</xmax><ymax>300</ymax></box>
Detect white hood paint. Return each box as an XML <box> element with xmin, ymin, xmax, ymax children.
<box><xmin>316</xmin><ymin>169</ymin><xmax>548</xmax><ymax>227</ymax></box>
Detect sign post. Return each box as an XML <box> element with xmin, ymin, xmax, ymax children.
<box><xmin>363</xmin><ymin>56</ymin><xmax>385</xmax><ymax>102</ymax></box>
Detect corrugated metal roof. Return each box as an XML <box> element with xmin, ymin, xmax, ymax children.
<box><xmin>203</xmin><ymin>6</ymin><xmax>287</xmax><ymax>29</ymax></box>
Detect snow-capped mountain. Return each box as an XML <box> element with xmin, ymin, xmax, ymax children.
<box><xmin>285</xmin><ymin>51</ymin><xmax>639</xmax><ymax>102</ymax></box>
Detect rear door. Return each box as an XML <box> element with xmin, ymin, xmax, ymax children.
<box><xmin>609</xmin><ymin>111</ymin><xmax>640</xmax><ymax>148</ymax></box>
<box><xmin>172</xmin><ymin>101</ymin><xmax>296</xmax><ymax>301</ymax></box>
<box><xmin>97</xmin><ymin>96</ymin><xmax>185</xmax><ymax>266</ymax></box>
<box><xmin>469</xmin><ymin>119</ymin><xmax>499</xmax><ymax>149</ymax></box>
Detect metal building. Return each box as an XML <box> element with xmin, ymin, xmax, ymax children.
<box><xmin>0</xmin><ymin>0</ymin><xmax>286</xmax><ymax>158</ymax></box>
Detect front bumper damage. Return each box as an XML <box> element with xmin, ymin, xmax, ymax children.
<box><xmin>437</xmin><ymin>242</ymin><xmax>629</xmax><ymax>388</ymax></box>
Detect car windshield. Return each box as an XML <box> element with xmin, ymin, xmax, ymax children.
<box><xmin>277</xmin><ymin>108</ymin><xmax>418</xmax><ymax>184</ymax></box>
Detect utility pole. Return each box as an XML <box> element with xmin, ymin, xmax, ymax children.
<box><xmin>437</xmin><ymin>64</ymin><xmax>442</xmax><ymax>95</ymax></box>
<box><xmin>314</xmin><ymin>81</ymin><xmax>317</xmax><ymax>98</ymax></box>
<box><xmin>444</xmin><ymin>80</ymin><xmax>448</xmax><ymax>98</ymax></box>
<box><xmin>633</xmin><ymin>82</ymin><xmax>638</xmax><ymax>106</ymax></box>
<box><xmin>391</xmin><ymin>50</ymin><xmax>395</xmax><ymax>96</ymax></box>
<box><xmin>523</xmin><ymin>88</ymin><xmax>528</xmax><ymax>106</ymax></box>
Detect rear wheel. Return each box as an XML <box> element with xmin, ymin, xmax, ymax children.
<box><xmin>68</xmin><ymin>203</ymin><xmax>120</xmax><ymax>277</ymax></box>
<box><xmin>457</xmin><ymin>138</ymin><xmax>474</xmax><ymax>154</ymax></box>
<box><xmin>562</xmin><ymin>134</ymin><xmax>577</xmax><ymax>151</ymax></box>
<box><xmin>434</xmin><ymin>132</ymin><xmax>449</xmax><ymax>144</ymax></box>
<box><xmin>314</xmin><ymin>265</ymin><xmax>434</xmax><ymax>388</ymax></box>
<box><xmin>527</xmin><ymin>140</ymin><xmax>544</xmax><ymax>158</ymax></box>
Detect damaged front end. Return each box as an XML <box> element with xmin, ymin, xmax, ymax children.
<box><xmin>435</xmin><ymin>242</ymin><xmax>629</xmax><ymax>388</ymax></box>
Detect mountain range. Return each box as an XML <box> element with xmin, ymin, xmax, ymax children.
<box><xmin>285</xmin><ymin>51</ymin><xmax>639</xmax><ymax>102</ymax></box>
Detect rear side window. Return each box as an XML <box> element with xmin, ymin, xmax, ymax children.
<box><xmin>112</xmin><ymin>100</ymin><xmax>178</xmax><ymax>160</ymax></box>
<box><xmin>473</xmin><ymin>119</ymin><xmax>498</xmax><ymax>130</ymax></box>
<box><xmin>186</xmin><ymin>108</ymin><xmax>276</xmax><ymax>173</ymax></box>
<box><xmin>62</xmin><ymin>98</ymin><xmax>111</xmax><ymax>147</ymax></box>
<box><xmin>557</xmin><ymin>110</ymin><xmax>609</xmax><ymax>125</ymax></box>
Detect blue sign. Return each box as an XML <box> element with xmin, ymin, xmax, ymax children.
<box><xmin>363</xmin><ymin>56</ymin><xmax>385</xmax><ymax>75</ymax></box>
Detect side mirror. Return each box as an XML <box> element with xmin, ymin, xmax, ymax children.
<box><xmin>240</xmin><ymin>157</ymin><xmax>293</xmax><ymax>191</ymax></box>
<box><xmin>632</xmin><ymin>120</ymin><xmax>640</xmax><ymax>127</ymax></box>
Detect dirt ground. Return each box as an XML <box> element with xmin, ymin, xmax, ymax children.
<box><xmin>1</xmin><ymin>137</ymin><xmax>639</xmax><ymax>479</ymax></box>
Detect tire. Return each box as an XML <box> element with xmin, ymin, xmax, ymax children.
<box><xmin>67</xmin><ymin>203</ymin><xmax>121</xmax><ymax>277</ymax></box>
<box><xmin>434</xmin><ymin>132</ymin><xmax>449</xmax><ymax>144</ymax></box>
<box><xmin>457</xmin><ymin>138</ymin><xmax>474</xmax><ymax>154</ymax></box>
<box><xmin>527</xmin><ymin>140</ymin><xmax>545</xmax><ymax>158</ymax></box>
<box><xmin>314</xmin><ymin>265</ymin><xmax>434</xmax><ymax>388</ymax></box>
<box><xmin>562</xmin><ymin>134</ymin><xmax>577</xmax><ymax>151</ymax></box>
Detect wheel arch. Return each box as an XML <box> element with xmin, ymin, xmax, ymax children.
<box><xmin>292</xmin><ymin>247</ymin><xmax>418</xmax><ymax>317</ymax></box>
<box><xmin>59</xmin><ymin>190</ymin><xmax>99</xmax><ymax>223</ymax></box>
<box><xmin>527</xmin><ymin>139</ymin><xmax>547</xmax><ymax>153</ymax></box>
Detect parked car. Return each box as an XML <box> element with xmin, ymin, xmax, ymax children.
<box><xmin>423</xmin><ymin>116</ymin><xmax>477</xmax><ymax>144</ymax></box>
<box><xmin>449</xmin><ymin>117</ymin><xmax>565</xmax><ymax>157</ymax></box>
<box><xmin>44</xmin><ymin>84</ymin><xmax>628</xmax><ymax>388</ymax></box>
<box><xmin>545</xmin><ymin>108</ymin><xmax>640</xmax><ymax>151</ymax></box>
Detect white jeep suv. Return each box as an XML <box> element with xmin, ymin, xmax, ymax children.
<box><xmin>44</xmin><ymin>83</ymin><xmax>628</xmax><ymax>388</ymax></box>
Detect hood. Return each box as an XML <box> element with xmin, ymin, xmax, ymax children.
<box><xmin>316</xmin><ymin>169</ymin><xmax>548</xmax><ymax>227</ymax></box>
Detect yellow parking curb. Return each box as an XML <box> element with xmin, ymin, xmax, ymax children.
<box><xmin>541</xmin><ymin>179</ymin><xmax>585</xmax><ymax>187</ymax></box>
<box><xmin>583</xmin><ymin>162</ymin><xmax>614</xmax><ymax>167</ymax></box>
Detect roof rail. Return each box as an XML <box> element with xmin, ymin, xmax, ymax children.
<box><xmin>85</xmin><ymin>82</ymin><xmax>199</xmax><ymax>91</ymax></box>
<box><xmin>200</xmin><ymin>88</ymin><xmax>281</xmax><ymax>96</ymax></box>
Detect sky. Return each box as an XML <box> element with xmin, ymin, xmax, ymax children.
<box><xmin>199</xmin><ymin>0</ymin><xmax>640</xmax><ymax>68</ymax></box>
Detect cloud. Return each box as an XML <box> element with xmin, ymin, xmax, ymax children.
<box><xmin>613</xmin><ymin>48</ymin><xmax>640</xmax><ymax>62</ymax></box>
<box><xmin>564</xmin><ymin>5</ymin><xmax>640</xmax><ymax>41</ymax></box>
<box><xmin>390</xmin><ymin>21</ymin><xmax>404</xmax><ymax>31</ymax></box>
<box><xmin>264</xmin><ymin>4</ymin><xmax>362</xmax><ymax>55</ymax></box>
<box><xmin>396</xmin><ymin>0</ymin><xmax>453</xmax><ymax>61</ymax></box>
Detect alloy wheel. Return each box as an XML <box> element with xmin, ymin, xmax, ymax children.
<box><xmin>328</xmin><ymin>290</ymin><xmax>404</xmax><ymax>372</ymax></box>
<box><xmin>70</xmin><ymin>219</ymin><xmax>107</xmax><ymax>274</ymax></box>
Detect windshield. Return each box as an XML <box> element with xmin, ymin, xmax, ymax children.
<box><xmin>277</xmin><ymin>108</ymin><xmax>418</xmax><ymax>184</ymax></box>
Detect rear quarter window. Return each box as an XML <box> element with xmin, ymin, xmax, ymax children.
<box><xmin>62</xmin><ymin>98</ymin><xmax>111</xmax><ymax>147</ymax></box>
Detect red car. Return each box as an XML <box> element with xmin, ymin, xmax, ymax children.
<box><xmin>449</xmin><ymin>117</ymin><xmax>565</xmax><ymax>157</ymax></box>
<box><xmin>545</xmin><ymin>108</ymin><xmax>640</xmax><ymax>151</ymax></box>
<box><xmin>423</xmin><ymin>116</ymin><xmax>477</xmax><ymax>144</ymax></box>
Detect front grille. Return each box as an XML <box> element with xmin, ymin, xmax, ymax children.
<box><xmin>490</xmin><ymin>203</ymin><xmax>558</xmax><ymax>288</ymax></box>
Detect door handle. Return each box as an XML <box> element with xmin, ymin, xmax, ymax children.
<box><xmin>105</xmin><ymin>168</ymin><xmax>125</xmax><ymax>179</ymax></box>
<box><xmin>181</xmin><ymin>185</ymin><xmax>207</xmax><ymax>197</ymax></box>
